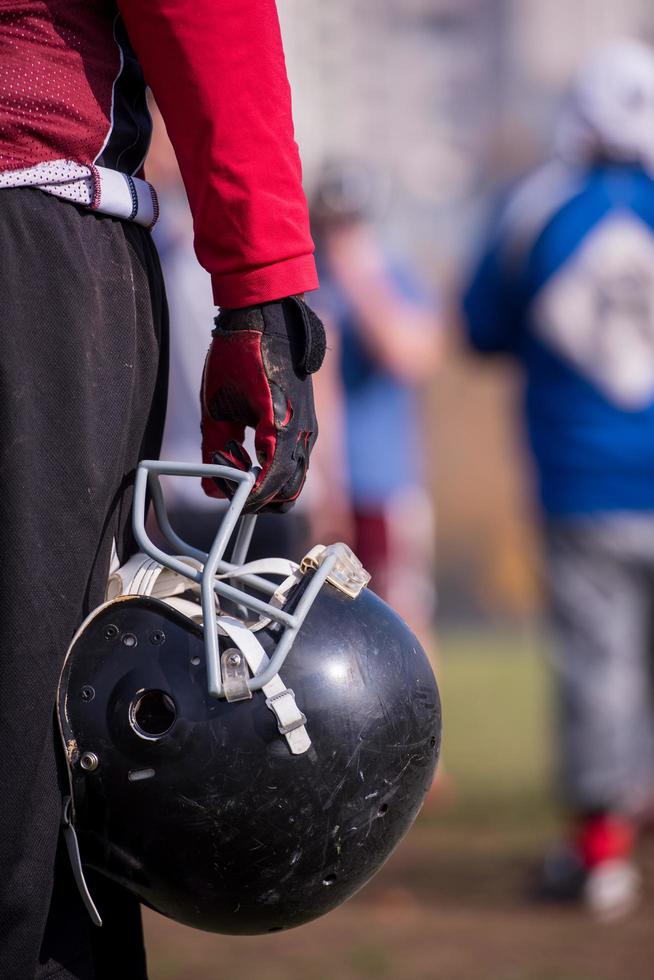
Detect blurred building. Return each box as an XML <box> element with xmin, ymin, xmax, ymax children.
<box><xmin>279</xmin><ymin>0</ymin><xmax>654</xmax><ymax>270</ymax></box>
<box><xmin>279</xmin><ymin>0</ymin><xmax>504</xmax><ymax>270</ymax></box>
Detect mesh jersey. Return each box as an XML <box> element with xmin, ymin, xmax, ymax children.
<box><xmin>0</xmin><ymin>2</ymin><xmax>148</xmax><ymax>175</ymax></box>
<box><xmin>0</xmin><ymin>0</ymin><xmax>317</xmax><ymax>307</ymax></box>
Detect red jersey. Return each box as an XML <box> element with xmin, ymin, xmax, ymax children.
<box><xmin>0</xmin><ymin>1</ymin><xmax>317</xmax><ymax>307</ymax></box>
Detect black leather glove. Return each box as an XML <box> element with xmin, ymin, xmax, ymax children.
<box><xmin>201</xmin><ymin>296</ymin><xmax>326</xmax><ymax>513</ymax></box>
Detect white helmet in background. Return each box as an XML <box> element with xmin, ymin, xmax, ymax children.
<box><xmin>556</xmin><ymin>39</ymin><xmax>654</xmax><ymax>171</ymax></box>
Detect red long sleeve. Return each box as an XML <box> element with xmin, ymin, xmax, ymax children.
<box><xmin>118</xmin><ymin>0</ymin><xmax>318</xmax><ymax>307</ymax></box>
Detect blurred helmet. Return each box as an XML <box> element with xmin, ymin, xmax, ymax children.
<box><xmin>556</xmin><ymin>39</ymin><xmax>654</xmax><ymax>170</ymax></box>
<box><xmin>58</xmin><ymin>460</ymin><xmax>441</xmax><ymax>935</ymax></box>
<box><xmin>309</xmin><ymin>159</ymin><xmax>388</xmax><ymax>230</ymax></box>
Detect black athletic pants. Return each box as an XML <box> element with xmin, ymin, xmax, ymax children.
<box><xmin>0</xmin><ymin>189</ymin><xmax>168</xmax><ymax>979</ymax></box>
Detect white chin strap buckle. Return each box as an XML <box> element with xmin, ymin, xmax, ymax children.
<box><xmin>219</xmin><ymin>616</ymin><xmax>311</xmax><ymax>755</ymax></box>
<box><xmin>266</xmin><ymin>688</ymin><xmax>307</xmax><ymax>737</ymax></box>
<box><xmin>301</xmin><ymin>543</ymin><xmax>371</xmax><ymax>598</ymax></box>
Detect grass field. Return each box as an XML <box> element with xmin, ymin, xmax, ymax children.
<box><xmin>144</xmin><ymin>631</ymin><xmax>654</xmax><ymax>980</ymax></box>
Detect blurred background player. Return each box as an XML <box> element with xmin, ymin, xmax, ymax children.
<box><xmin>308</xmin><ymin>162</ymin><xmax>443</xmax><ymax>639</ymax></box>
<box><xmin>462</xmin><ymin>39</ymin><xmax>654</xmax><ymax>918</ymax></box>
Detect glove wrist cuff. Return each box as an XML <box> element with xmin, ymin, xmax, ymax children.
<box><xmin>213</xmin><ymin>296</ymin><xmax>326</xmax><ymax>376</ymax></box>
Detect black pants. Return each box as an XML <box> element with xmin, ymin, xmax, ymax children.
<box><xmin>0</xmin><ymin>189</ymin><xmax>168</xmax><ymax>979</ymax></box>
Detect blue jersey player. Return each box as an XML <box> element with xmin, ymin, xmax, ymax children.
<box><xmin>463</xmin><ymin>40</ymin><xmax>654</xmax><ymax>919</ymax></box>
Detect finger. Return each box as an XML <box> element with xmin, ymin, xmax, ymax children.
<box><xmin>246</xmin><ymin>429</ymin><xmax>312</xmax><ymax>513</ymax></box>
<box><xmin>201</xmin><ymin>439</ymin><xmax>252</xmax><ymax>499</ymax></box>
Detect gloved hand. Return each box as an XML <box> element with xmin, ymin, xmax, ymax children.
<box><xmin>201</xmin><ymin>295</ymin><xmax>326</xmax><ymax>513</ymax></box>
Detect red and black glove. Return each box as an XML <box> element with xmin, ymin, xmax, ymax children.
<box><xmin>201</xmin><ymin>296</ymin><xmax>326</xmax><ymax>513</ymax></box>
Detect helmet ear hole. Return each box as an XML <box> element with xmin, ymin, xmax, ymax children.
<box><xmin>130</xmin><ymin>690</ymin><xmax>176</xmax><ymax>740</ymax></box>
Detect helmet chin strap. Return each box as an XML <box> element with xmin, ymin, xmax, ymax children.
<box><xmin>219</xmin><ymin>616</ymin><xmax>310</xmax><ymax>755</ymax></box>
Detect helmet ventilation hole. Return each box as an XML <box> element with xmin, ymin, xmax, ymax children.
<box><xmin>130</xmin><ymin>690</ymin><xmax>176</xmax><ymax>740</ymax></box>
<box><xmin>378</xmin><ymin>803</ymin><xmax>388</xmax><ymax>816</ymax></box>
<box><xmin>322</xmin><ymin>874</ymin><xmax>337</xmax><ymax>886</ymax></box>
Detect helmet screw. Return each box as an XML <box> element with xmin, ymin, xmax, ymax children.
<box><xmin>80</xmin><ymin>685</ymin><xmax>95</xmax><ymax>702</ymax></box>
<box><xmin>80</xmin><ymin>752</ymin><xmax>99</xmax><ymax>772</ymax></box>
<box><xmin>104</xmin><ymin>624</ymin><xmax>119</xmax><ymax>640</ymax></box>
<box><xmin>149</xmin><ymin>630</ymin><xmax>165</xmax><ymax>646</ymax></box>
<box><xmin>226</xmin><ymin>652</ymin><xmax>241</xmax><ymax>667</ymax></box>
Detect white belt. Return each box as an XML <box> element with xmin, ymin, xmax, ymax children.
<box><xmin>0</xmin><ymin>159</ymin><xmax>159</xmax><ymax>228</ymax></box>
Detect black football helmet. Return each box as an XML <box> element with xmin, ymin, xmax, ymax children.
<box><xmin>58</xmin><ymin>461</ymin><xmax>441</xmax><ymax>935</ymax></box>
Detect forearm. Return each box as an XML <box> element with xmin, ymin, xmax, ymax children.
<box><xmin>325</xmin><ymin>227</ymin><xmax>441</xmax><ymax>381</ymax></box>
<box><xmin>345</xmin><ymin>284</ymin><xmax>443</xmax><ymax>382</ymax></box>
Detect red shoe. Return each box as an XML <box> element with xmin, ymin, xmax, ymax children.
<box><xmin>576</xmin><ymin>814</ymin><xmax>640</xmax><ymax>920</ymax></box>
<box><xmin>537</xmin><ymin>813</ymin><xmax>640</xmax><ymax>920</ymax></box>
<box><xmin>575</xmin><ymin>812</ymin><xmax>634</xmax><ymax>869</ymax></box>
